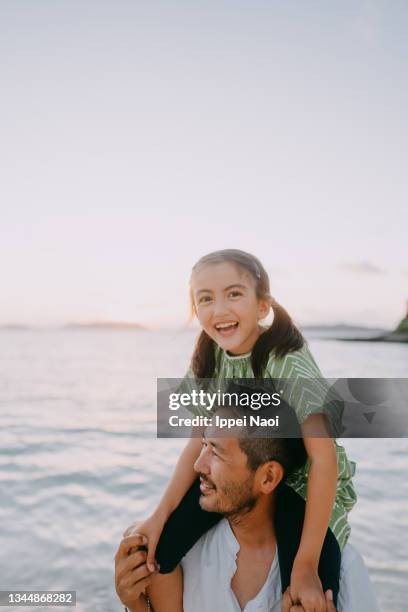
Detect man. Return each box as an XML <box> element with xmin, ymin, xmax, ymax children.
<box><xmin>115</xmin><ymin>414</ymin><xmax>379</xmax><ymax>611</ymax></box>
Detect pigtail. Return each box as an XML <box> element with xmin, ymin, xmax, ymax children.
<box><xmin>191</xmin><ymin>330</ymin><xmax>216</xmax><ymax>378</ymax></box>
<box><xmin>251</xmin><ymin>300</ymin><xmax>304</xmax><ymax>378</ymax></box>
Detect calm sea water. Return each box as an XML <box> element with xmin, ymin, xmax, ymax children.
<box><xmin>0</xmin><ymin>329</ymin><xmax>407</xmax><ymax>611</ymax></box>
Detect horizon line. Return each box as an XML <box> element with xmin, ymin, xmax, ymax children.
<box><xmin>0</xmin><ymin>320</ymin><xmax>392</xmax><ymax>332</ymax></box>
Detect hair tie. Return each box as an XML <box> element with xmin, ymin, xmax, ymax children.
<box><xmin>253</xmin><ymin>263</ymin><xmax>261</xmax><ymax>279</ymax></box>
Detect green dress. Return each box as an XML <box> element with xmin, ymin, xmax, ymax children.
<box><xmin>182</xmin><ymin>343</ymin><xmax>357</xmax><ymax>551</ymax></box>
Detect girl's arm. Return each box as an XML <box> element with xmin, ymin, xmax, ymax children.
<box><xmin>295</xmin><ymin>435</ymin><xmax>337</xmax><ymax>566</ymax></box>
<box><xmin>290</xmin><ymin>414</ymin><xmax>338</xmax><ymax>608</ymax></box>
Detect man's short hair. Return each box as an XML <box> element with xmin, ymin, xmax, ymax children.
<box><xmin>237</xmin><ymin>436</ymin><xmax>306</xmax><ymax>480</ymax></box>
<box><xmin>213</xmin><ymin>383</ymin><xmax>307</xmax><ymax>480</ymax></box>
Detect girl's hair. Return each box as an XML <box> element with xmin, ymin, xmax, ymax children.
<box><xmin>190</xmin><ymin>249</ymin><xmax>305</xmax><ymax>378</ymax></box>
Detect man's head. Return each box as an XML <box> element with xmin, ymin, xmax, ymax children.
<box><xmin>193</xmin><ymin>406</ymin><xmax>306</xmax><ymax>519</ymax></box>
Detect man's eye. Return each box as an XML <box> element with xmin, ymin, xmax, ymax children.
<box><xmin>201</xmin><ymin>441</ymin><xmax>218</xmax><ymax>457</ymax></box>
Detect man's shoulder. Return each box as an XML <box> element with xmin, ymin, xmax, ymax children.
<box><xmin>340</xmin><ymin>542</ymin><xmax>375</xmax><ymax>583</ymax></box>
<box><xmin>338</xmin><ymin>543</ymin><xmax>380</xmax><ymax>612</ymax></box>
<box><xmin>341</xmin><ymin>542</ymin><xmax>367</xmax><ymax>571</ymax></box>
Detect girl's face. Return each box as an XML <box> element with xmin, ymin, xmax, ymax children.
<box><xmin>191</xmin><ymin>262</ymin><xmax>270</xmax><ymax>355</ymax></box>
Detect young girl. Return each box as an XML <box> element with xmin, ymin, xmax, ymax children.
<box><xmin>125</xmin><ymin>249</ymin><xmax>356</xmax><ymax>610</ymax></box>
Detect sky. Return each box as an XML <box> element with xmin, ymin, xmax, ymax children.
<box><xmin>1</xmin><ymin>1</ymin><xmax>407</xmax><ymax>328</ymax></box>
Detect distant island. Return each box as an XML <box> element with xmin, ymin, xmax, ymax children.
<box><xmin>302</xmin><ymin>323</ymin><xmax>387</xmax><ymax>334</ymax></box>
<box><xmin>0</xmin><ymin>324</ymin><xmax>32</xmax><ymax>330</ymax></box>
<box><xmin>334</xmin><ymin>302</ymin><xmax>408</xmax><ymax>344</ymax></box>
<box><xmin>64</xmin><ymin>321</ymin><xmax>146</xmax><ymax>331</ymax></box>
<box><xmin>394</xmin><ymin>307</ymin><xmax>408</xmax><ymax>335</ymax></box>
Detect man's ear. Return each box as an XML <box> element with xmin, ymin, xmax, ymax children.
<box><xmin>258</xmin><ymin>460</ymin><xmax>284</xmax><ymax>493</ymax></box>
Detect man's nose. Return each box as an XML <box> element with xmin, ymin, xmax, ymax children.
<box><xmin>194</xmin><ymin>447</ymin><xmax>210</xmax><ymax>475</ymax></box>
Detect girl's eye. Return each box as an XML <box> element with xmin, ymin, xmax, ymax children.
<box><xmin>198</xmin><ymin>295</ymin><xmax>212</xmax><ymax>304</ymax></box>
<box><xmin>228</xmin><ymin>291</ymin><xmax>242</xmax><ymax>298</ymax></box>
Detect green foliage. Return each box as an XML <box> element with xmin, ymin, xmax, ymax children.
<box><xmin>395</xmin><ymin>316</ymin><xmax>408</xmax><ymax>333</ymax></box>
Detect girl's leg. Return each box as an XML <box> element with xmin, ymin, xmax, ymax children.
<box><xmin>155</xmin><ymin>478</ymin><xmax>222</xmax><ymax>573</ymax></box>
<box><xmin>275</xmin><ymin>483</ymin><xmax>341</xmax><ymax>606</ymax></box>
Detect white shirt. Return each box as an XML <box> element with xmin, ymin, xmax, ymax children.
<box><xmin>181</xmin><ymin>519</ymin><xmax>379</xmax><ymax>612</ymax></box>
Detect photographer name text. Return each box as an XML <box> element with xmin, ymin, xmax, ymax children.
<box><xmin>168</xmin><ymin>414</ymin><xmax>280</xmax><ymax>429</ymax></box>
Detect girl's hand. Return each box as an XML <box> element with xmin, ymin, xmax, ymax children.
<box><xmin>290</xmin><ymin>562</ymin><xmax>326</xmax><ymax>612</ymax></box>
<box><xmin>123</xmin><ymin>512</ymin><xmax>167</xmax><ymax>573</ymax></box>
<box><xmin>282</xmin><ymin>587</ymin><xmax>336</xmax><ymax>612</ymax></box>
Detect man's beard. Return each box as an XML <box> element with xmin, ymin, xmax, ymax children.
<box><xmin>199</xmin><ymin>473</ymin><xmax>258</xmax><ymax>521</ymax></box>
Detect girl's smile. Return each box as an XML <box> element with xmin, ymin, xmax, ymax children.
<box><xmin>191</xmin><ymin>262</ymin><xmax>270</xmax><ymax>355</ymax></box>
<box><xmin>214</xmin><ymin>321</ymin><xmax>239</xmax><ymax>337</ymax></box>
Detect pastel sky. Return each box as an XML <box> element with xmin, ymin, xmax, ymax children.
<box><xmin>1</xmin><ymin>1</ymin><xmax>407</xmax><ymax>328</ymax></box>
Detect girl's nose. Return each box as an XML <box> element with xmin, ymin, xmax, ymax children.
<box><xmin>213</xmin><ymin>298</ymin><xmax>228</xmax><ymax>317</ymax></box>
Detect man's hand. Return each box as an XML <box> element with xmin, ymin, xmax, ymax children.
<box><xmin>123</xmin><ymin>512</ymin><xmax>166</xmax><ymax>573</ymax></box>
<box><xmin>115</xmin><ymin>534</ymin><xmax>158</xmax><ymax>611</ymax></box>
<box><xmin>282</xmin><ymin>587</ymin><xmax>336</xmax><ymax>612</ymax></box>
<box><xmin>290</xmin><ymin>562</ymin><xmax>326</xmax><ymax>612</ymax></box>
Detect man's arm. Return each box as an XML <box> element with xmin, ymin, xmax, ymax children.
<box><xmin>146</xmin><ymin>567</ymin><xmax>183</xmax><ymax>612</ymax></box>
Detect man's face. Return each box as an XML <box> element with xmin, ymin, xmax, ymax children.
<box><xmin>193</xmin><ymin>433</ymin><xmax>258</xmax><ymax>517</ymax></box>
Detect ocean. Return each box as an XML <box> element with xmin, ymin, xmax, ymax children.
<box><xmin>0</xmin><ymin>329</ymin><xmax>407</xmax><ymax>611</ymax></box>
